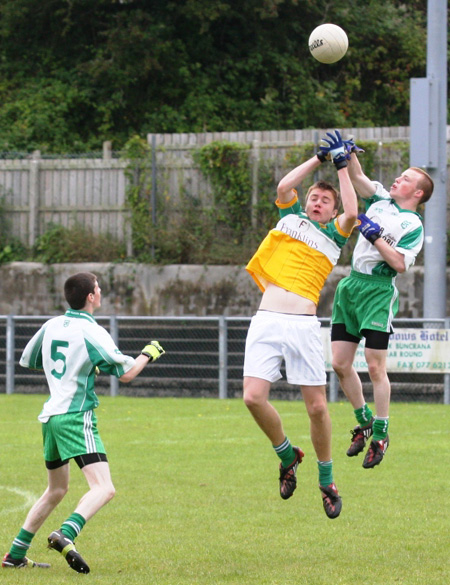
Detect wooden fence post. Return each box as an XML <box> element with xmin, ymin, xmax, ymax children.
<box><xmin>251</xmin><ymin>139</ymin><xmax>260</xmax><ymax>228</ymax></box>
<box><xmin>28</xmin><ymin>150</ymin><xmax>41</xmax><ymax>248</ymax></box>
<box><xmin>103</xmin><ymin>141</ymin><xmax>112</xmax><ymax>160</ymax></box>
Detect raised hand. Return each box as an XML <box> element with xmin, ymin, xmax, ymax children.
<box><xmin>343</xmin><ymin>136</ymin><xmax>365</xmax><ymax>156</ymax></box>
<box><xmin>320</xmin><ymin>130</ymin><xmax>348</xmax><ymax>170</ymax></box>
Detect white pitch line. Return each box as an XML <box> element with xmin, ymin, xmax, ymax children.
<box><xmin>0</xmin><ymin>486</ymin><xmax>37</xmax><ymax>514</ymax></box>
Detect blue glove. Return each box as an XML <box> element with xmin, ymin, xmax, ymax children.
<box><xmin>319</xmin><ymin>130</ymin><xmax>348</xmax><ymax>170</ymax></box>
<box><xmin>343</xmin><ymin>136</ymin><xmax>365</xmax><ymax>156</ymax></box>
<box><xmin>357</xmin><ymin>213</ymin><xmax>381</xmax><ymax>244</ymax></box>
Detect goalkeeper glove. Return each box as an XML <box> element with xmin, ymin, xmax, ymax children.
<box><xmin>316</xmin><ymin>149</ymin><xmax>329</xmax><ymax>164</ymax></box>
<box><xmin>320</xmin><ymin>130</ymin><xmax>348</xmax><ymax>170</ymax></box>
<box><xmin>141</xmin><ymin>340</ymin><xmax>165</xmax><ymax>362</ymax></box>
<box><xmin>357</xmin><ymin>213</ymin><xmax>381</xmax><ymax>244</ymax></box>
<box><xmin>343</xmin><ymin>136</ymin><xmax>365</xmax><ymax>156</ymax></box>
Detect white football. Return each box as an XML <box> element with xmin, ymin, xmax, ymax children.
<box><xmin>309</xmin><ymin>24</ymin><xmax>348</xmax><ymax>64</ymax></box>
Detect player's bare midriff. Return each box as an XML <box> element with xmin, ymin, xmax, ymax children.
<box><xmin>258</xmin><ymin>282</ymin><xmax>316</xmax><ymax>315</ymax></box>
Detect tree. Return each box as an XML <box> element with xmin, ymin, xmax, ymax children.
<box><xmin>0</xmin><ymin>0</ymin><xmax>431</xmax><ymax>153</ymax></box>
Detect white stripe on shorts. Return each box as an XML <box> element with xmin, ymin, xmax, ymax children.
<box><xmin>83</xmin><ymin>411</ymin><xmax>96</xmax><ymax>453</ymax></box>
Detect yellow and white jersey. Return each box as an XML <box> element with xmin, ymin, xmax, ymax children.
<box><xmin>246</xmin><ymin>196</ymin><xmax>351</xmax><ymax>305</ymax></box>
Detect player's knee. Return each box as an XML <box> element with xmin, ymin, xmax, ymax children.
<box><xmin>103</xmin><ymin>483</ymin><xmax>116</xmax><ymax>503</ymax></box>
<box><xmin>331</xmin><ymin>356</ymin><xmax>351</xmax><ymax>378</ymax></box>
<box><xmin>48</xmin><ymin>484</ymin><xmax>69</xmax><ymax>505</ymax></box>
<box><xmin>243</xmin><ymin>379</ymin><xmax>264</xmax><ymax>409</ymax></box>
<box><xmin>243</xmin><ymin>390</ymin><xmax>260</xmax><ymax>410</ymax></box>
<box><xmin>243</xmin><ymin>387</ymin><xmax>268</xmax><ymax>411</ymax></box>
<box><xmin>331</xmin><ymin>358</ymin><xmax>345</xmax><ymax>377</ymax></box>
<box><xmin>367</xmin><ymin>360</ymin><xmax>386</xmax><ymax>382</ymax></box>
<box><xmin>96</xmin><ymin>484</ymin><xmax>115</xmax><ymax>506</ymax></box>
<box><xmin>307</xmin><ymin>399</ymin><xmax>328</xmax><ymax>420</ymax></box>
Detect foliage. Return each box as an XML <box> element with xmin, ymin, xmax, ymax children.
<box><xmin>121</xmin><ymin>135</ymin><xmax>155</xmax><ymax>259</ymax></box>
<box><xmin>13</xmin><ymin>137</ymin><xmax>437</xmax><ymax>267</ymax></box>
<box><xmin>33</xmin><ymin>223</ymin><xmax>126</xmax><ymax>263</ymax></box>
<box><xmin>151</xmin><ymin>193</ymin><xmax>216</xmax><ymax>264</ymax></box>
<box><xmin>120</xmin><ymin>136</ymin><xmax>279</xmax><ymax>263</ymax></box>
<box><xmin>1</xmin><ymin>135</ymin><xmax>441</xmax><ymax>267</ymax></box>
<box><xmin>0</xmin><ymin>1</ymin><xmax>432</xmax><ymax>153</ymax></box>
<box><xmin>0</xmin><ymin>241</ymin><xmax>27</xmax><ymax>264</ymax></box>
<box><xmin>193</xmin><ymin>141</ymin><xmax>252</xmax><ymax>236</ymax></box>
<box><xmin>0</xmin><ymin>193</ymin><xmax>28</xmax><ymax>264</ymax></box>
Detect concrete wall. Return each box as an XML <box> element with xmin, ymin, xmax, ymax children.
<box><xmin>0</xmin><ymin>262</ymin><xmax>447</xmax><ymax>318</ymax></box>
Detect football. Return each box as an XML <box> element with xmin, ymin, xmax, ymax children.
<box><xmin>309</xmin><ymin>24</ymin><xmax>348</xmax><ymax>64</ymax></box>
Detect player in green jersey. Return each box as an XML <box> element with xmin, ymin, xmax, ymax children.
<box><xmin>330</xmin><ymin>140</ymin><xmax>434</xmax><ymax>468</ymax></box>
<box><xmin>2</xmin><ymin>272</ymin><xmax>165</xmax><ymax>574</ymax></box>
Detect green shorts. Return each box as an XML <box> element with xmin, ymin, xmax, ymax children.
<box><xmin>332</xmin><ymin>270</ymin><xmax>399</xmax><ymax>338</ymax></box>
<box><xmin>42</xmin><ymin>410</ymin><xmax>106</xmax><ymax>464</ymax></box>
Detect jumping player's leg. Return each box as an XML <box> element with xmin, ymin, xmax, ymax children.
<box><xmin>243</xmin><ymin>313</ymin><xmax>298</xmax><ymax>471</ymax></box>
<box><xmin>331</xmin><ymin>331</ymin><xmax>373</xmax><ymax>446</ymax></box>
<box><xmin>364</xmin><ymin>346</ymin><xmax>390</xmax><ymax>418</ymax></box>
<box><xmin>243</xmin><ymin>376</ymin><xmax>299</xmax><ymax>468</ymax></box>
<box><xmin>301</xmin><ymin>385</ymin><xmax>331</xmax><ymax>462</ymax></box>
<box><xmin>243</xmin><ymin>376</ymin><xmax>302</xmax><ymax>499</ymax></box>
<box><xmin>363</xmin><ymin>330</ymin><xmax>391</xmax><ymax>439</ymax></box>
<box><xmin>357</xmin><ymin>334</ymin><xmax>391</xmax><ymax>468</ymax></box>
<box><xmin>331</xmin><ymin>339</ymin><xmax>364</xmax><ymax>409</ymax></box>
<box><xmin>301</xmin><ymin>385</ymin><xmax>341</xmax><ymax>518</ymax></box>
<box><xmin>243</xmin><ymin>376</ymin><xmax>284</xmax><ymax>446</ymax></box>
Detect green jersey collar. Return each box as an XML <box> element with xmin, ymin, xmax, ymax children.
<box><xmin>65</xmin><ymin>309</ymin><xmax>96</xmax><ymax>323</ymax></box>
<box><xmin>390</xmin><ymin>198</ymin><xmax>423</xmax><ymax>220</ymax></box>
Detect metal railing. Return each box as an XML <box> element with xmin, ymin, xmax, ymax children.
<box><xmin>1</xmin><ymin>315</ymin><xmax>449</xmax><ymax>403</ymax></box>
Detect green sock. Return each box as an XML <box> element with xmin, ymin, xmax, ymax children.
<box><xmin>354</xmin><ymin>403</ymin><xmax>373</xmax><ymax>426</ymax></box>
<box><xmin>9</xmin><ymin>527</ymin><xmax>34</xmax><ymax>559</ymax></box>
<box><xmin>373</xmin><ymin>417</ymin><xmax>389</xmax><ymax>441</ymax></box>
<box><xmin>61</xmin><ymin>513</ymin><xmax>86</xmax><ymax>542</ymax></box>
<box><xmin>318</xmin><ymin>460</ymin><xmax>333</xmax><ymax>487</ymax></box>
<box><xmin>273</xmin><ymin>437</ymin><xmax>296</xmax><ymax>468</ymax></box>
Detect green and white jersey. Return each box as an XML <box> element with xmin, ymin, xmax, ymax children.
<box><xmin>352</xmin><ymin>182</ymin><xmax>424</xmax><ymax>278</ymax></box>
<box><xmin>20</xmin><ymin>309</ymin><xmax>136</xmax><ymax>422</ymax></box>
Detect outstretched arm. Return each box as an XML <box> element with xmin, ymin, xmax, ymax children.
<box><xmin>336</xmin><ymin>167</ymin><xmax>358</xmax><ymax>234</ymax></box>
<box><xmin>347</xmin><ymin>152</ymin><xmax>376</xmax><ymax>199</ymax></box>
<box><xmin>320</xmin><ymin>130</ymin><xmax>358</xmax><ymax>233</ymax></box>
<box><xmin>277</xmin><ymin>154</ymin><xmax>324</xmax><ymax>204</ymax></box>
<box><xmin>119</xmin><ymin>340</ymin><xmax>165</xmax><ymax>382</ymax></box>
<box><xmin>119</xmin><ymin>354</ymin><xmax>152</xmax><ymax>382</ymax></box>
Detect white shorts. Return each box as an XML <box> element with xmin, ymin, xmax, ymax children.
<box><xmin>243</xmin><ymin>310</ymin><xmax>327</xmax><ymax>386</ymax></box>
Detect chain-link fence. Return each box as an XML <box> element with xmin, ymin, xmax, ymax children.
<box><xmin>2</xmin><ymin>315</ymin><xmax>449</xmax><ymax>403</ymax></box>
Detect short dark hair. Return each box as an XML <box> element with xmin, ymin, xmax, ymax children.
<box><xmin>305</xmin><ymin>180</ymin><xmax>340</xmax><ymax>210</ymax></box>
<box><xmin>64</xmin><ymin>272</ymin><xmax>97</xmax><ymax>310</ymax></box>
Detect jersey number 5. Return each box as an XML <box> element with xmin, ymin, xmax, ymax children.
<box><xmin>51</xmin><ymin>340</ymin><xmax>69</xmax><ymax>379</ymax></box>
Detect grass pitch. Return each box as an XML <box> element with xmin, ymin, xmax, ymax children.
<box><xmin>0</xmin><ymin>395</ymin><xmax>448</xmax><ymax>585</ymax></box>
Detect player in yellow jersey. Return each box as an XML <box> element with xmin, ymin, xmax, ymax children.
<box><xmin>243</xmin><ymin>130</ymin><xmax>357</xmax><ymax>518</ymax></box>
